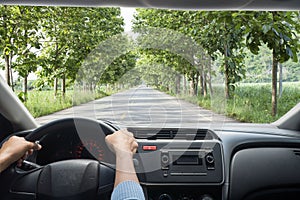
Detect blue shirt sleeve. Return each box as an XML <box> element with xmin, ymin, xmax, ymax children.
<box><xmin>111</xmin><ymin>181</ymin><xmax>145</xmax><ymax>200</ymax></box>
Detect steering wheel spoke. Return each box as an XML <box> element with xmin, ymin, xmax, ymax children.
<box><xmin>10</xmin><ymin>167</ymin><xmax>42</xmax><ymax>199</ymax></box>
<box><xmin>98</xmin><ymin>163</ymin><xmax>115</xmax><ymax>195</ymax></box>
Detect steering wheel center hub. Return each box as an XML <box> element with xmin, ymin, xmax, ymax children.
<box><xmin>37</xmin><ymin>160</ymin><xmax>99</xmax><ymax>200</ymax></box>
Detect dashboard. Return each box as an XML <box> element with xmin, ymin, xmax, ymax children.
<box><xmin>6</xmin><ymin>118</ymin><xmax>300</xmax><ymax>200</ymax></box>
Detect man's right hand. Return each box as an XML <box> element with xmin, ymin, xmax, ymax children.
<box><xmin>105</xmin><ymin>129</ymin><xmax>138</xmax><ymax>157</ymax></box>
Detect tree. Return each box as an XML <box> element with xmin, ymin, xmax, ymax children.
<box><xmin>196</xmin><ymin>11</ymin><xmax>246</xmax><ymax>99</ymax></box>
<box><xmin>243</xmin><ymin>45</ymin><xmax>273</xmax><ymax>83</ymax></box>
<box><xmin>99</xmin><ymin>52</ymin><xmax>137</xmax><ymax>86</ymax></box>
<box><xmin>243</xmin><ymin>11</ymin><xmax>299</xmax><ymax>116</ymax></box>
<box><xmin>0</xmin><ymin>5</ymin><xmax>41</xmax><ymax>93</ymax></box>
<box><xmin>38</xmin><ymin>7</ymin><xmax>124</xmax><ymax>96</ymax></box>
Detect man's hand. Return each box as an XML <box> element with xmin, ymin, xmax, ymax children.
<box><xmin>105</xmin><ymin>129</ymin><xmax>139</xmax><ymax>187</ymax></box>
<box><xmin>105</xmin><ymin>129</ymin><xmax>138</xmax><ymax>157</ymax></box>
<box><xmin>0</xmin><ymin>136</ymin><xmax>42</xmax><ymax>172</ymax></box>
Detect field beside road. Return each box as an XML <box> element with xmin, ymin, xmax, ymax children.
<box><xmin>179</xmin><ymin>82</ymin><xmax>300</xmax><ymax>123</ymax></box>
<box><xmin>22</xmin><ymin>90</ymin><xmax>109</xmax><ymax>118</ymax></box>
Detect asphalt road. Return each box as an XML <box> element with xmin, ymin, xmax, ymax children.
<box><xmin>35</xmin><ymin>86</ymin><xmax>238</xmax><ymax>128</ymax></box>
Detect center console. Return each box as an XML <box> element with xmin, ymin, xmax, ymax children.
<box><xmin>130</xmin><ymin>128</ymin><xmax>224</xmax><ymax>200</ymax></box>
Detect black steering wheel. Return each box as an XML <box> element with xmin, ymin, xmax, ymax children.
<box><xmin>0</xmin><ymin>117</ymin><xmax>119</xmax><ymax>200</ymax></box>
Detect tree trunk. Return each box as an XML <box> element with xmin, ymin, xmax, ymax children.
<box><xmin>196</xmin><ymin>72</ymin><xmax>200</xmax><ymax>96</ymax></box>
<box><xmin>176</xmin><ymin>74</ymin><xmax>181</xmax><ymax>95</ymax></box>
<box><xmin>223</xmin><ymin>19</ymin><xmax>230</xmax><ymax>99</ymax></box>
<box><xmin>54</xmin><ymin>77</ymin><xmax>58</xmax><ymax>97</ymax></box>
<box><xmin>5</xmin><ymin>54</ymin><xmax>11</xmax><ymax>86</ymax></box>
<box><xmin>90</xmin><ymin>83</ymin><xmax>94</xmax><ymax>91</ymax></box>
<box><xmin>203</xmin><ymin>71</ymin><xmax>208</xmax><ymax>97</ymax></box>
<box><xmin>62</xmin><ymin>74</ymin><xmax>66</xmax><ymax>98</ymax></box>
<box><xmin>183</xmin><ymin>75</ymin><xmax>187</xmax><ymax>95</ymax></box>
<box><xmin>23</xmin><ymin>75</ymin><xmax>28</xmax><ymax>102</ymax></box>
<box><xmin>189</xmin><ymin>73</ymin><xmax>199</xmax><ymax>96</ymax></box>
<box><xmin>279</xmin><ymin>63</ymin><xmax>283</xmax><ymax>98</ymax></box>
<box><xmin>224</xmin><ymin>60</ymin><xmax>230</xmax><ymax>99</ymax></box>
<box><xmin>189</xmin><ymin>79</ymin><xmax>195</xmax><ymax>96</ymax></box>
<box><xmin>199</xmin><ymin>65</ymin><xmax>204</xmax><ymax>96</ymax></box>
<box><xmin>106</xmin><ymin>84</ymin><xmax>110</xmax><ymax>93</ymax></box>
<box><xmin>208</xmin><ymin>58</ymin><xmax>213</xmax><ymax>95</ymax></box>
<box><xmin>271</xmin><ymin>52</ymin><xmax>278</xmax><ymax>116</ymax></box>
<box><xmin>10</xmin><ymin>65</ymin><xmax>14</xmax><ymax>91</ymax></box>
<box><xmin>224</xmin><ymin>42</ymin><xmax>230</xmax><ymax>99</ymax></box>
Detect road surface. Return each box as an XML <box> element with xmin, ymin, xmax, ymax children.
<box><xmin>36</xmin><ymin>86</ymin><xmax>238</xmax><ymax>128</ymax></box>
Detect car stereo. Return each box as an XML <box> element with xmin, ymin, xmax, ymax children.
<box><xmin>134</xmin><ymin>140</ymin><xmax>224</xmax><ymax>184</ymax></box>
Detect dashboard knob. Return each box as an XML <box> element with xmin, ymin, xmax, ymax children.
<box><xmin>179</xmin><ymin>194</ymin><xmax>194</xmax><ymax>200</ymax></box>
<box><xmin>158</xmin><ymin>193</ymin><xmax>172</xmax><ymax>200</ymax></box>
<box><xmin>206</xmin><ymin>154</ymin><xmax>214</xmax><ymax>164</ymax></box>
<box><xmin>161</xmin><ymin>155</ymin><xmax>169</xmax><ymax>163</ymax></box>
<box><xmin>200</xmin><ymin>194</ymin><xmax>213</xmax><ymax>200</ymax></box>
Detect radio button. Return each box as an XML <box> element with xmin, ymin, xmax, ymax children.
<box><xmin>205</xmin><ymin>153</ymin><xmax>215</xmax><ymax>170</ymax></box>
<box><xmin>161</xmin><ymin>155</ymin><xmax>169</xmax><ymax>163</ymax></box>
<box><xmin>163</xmin><ymin>170</ymin><xmax>168</xmax><ymax>177</ymax></box>
<box><xmin>158</xmin><ymin>194</ymin><xmax>172</xmax><ymax>200</ymax></box>
<box><xmin>161</xmin><ymin>153</ymin><xmax>169</xmax><ymax>169</ymax></box>
<box><xmin>206</xmin><ymin>155</ymin><xmax>215</xmax><ymax>164</ymax></box>
<box><xmin>200</xmin><ymin>194</ymin><xmax>213</xmax><ymax>200</ymax></box>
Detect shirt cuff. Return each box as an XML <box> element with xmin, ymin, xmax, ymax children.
<box><xmin>111</xmin><ymin>181</ymin><xmax>145</xmax><ymax>200</ymax></box>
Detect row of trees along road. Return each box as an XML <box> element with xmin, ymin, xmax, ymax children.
<box><xmin>133</xmin><ymin>10</ymin><xmax>300</xmax><ymax>116</ymax></box>
<box><xmin>0</xmin><ymin>7</ymin><xmax>299</xmax><ymax>117</ymax></box>
<box><xmin>0</xmin><ymin>6</ymin><xmax>124</xmax><ymax>100</ymax></box>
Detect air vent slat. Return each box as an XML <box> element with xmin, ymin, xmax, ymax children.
<box><xmin>293</xmin><ymin>150</ymin><xmax>300</xmax><ymax>156</ymax></box>
<box><xmin>128</xmin><ymin>128</ymin><xmax>215</xmax><ymax>140</ymax></box>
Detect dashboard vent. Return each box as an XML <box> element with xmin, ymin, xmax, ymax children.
<box><xmin>293</xmin><ymin>150</ymin><xmax>300</xmax><ymax>157</ymax></box>
<box><xmin>128</xmin><ymin>128</ymin><xmax>215</xmax><ymax>140</ymax></box>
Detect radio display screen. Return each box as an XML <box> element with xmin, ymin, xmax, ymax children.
<box><xmin>173</xmin><ymin>154</ymin><xmax>203</xmax><ymax>165</ymax></box>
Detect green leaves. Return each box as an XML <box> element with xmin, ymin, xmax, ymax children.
<box><xmin>240</xmin><ymin>11</ymin><xmax>300</xmax><ymax>115</ymax></box>
<box><xmin>262</xmin><ymin>24</ymin><xmax>272</xmax><ymax>34</ymax></box>
<box><xmin>0</xmin><ymin>5</ymin><xmax>43</xmax><ymax>90</ymax></box>
<box><xmin>38</xmin><ymin>7</ymin><xmax>124</xmax><ymax>89</ymax></box>
<box><xmin>133</xmin><ymin>10</ymin><xmax>251</xmax><ymax>98</ymax></box>
<box><xmin>0</xmin><ymin>5</ymin><xmax>125</xmax><ymax>97</ymax></box>
<box><xmin>243</xmin><ymin>11</ymin><xmax>299</xmax><ymax>64</ymax></box>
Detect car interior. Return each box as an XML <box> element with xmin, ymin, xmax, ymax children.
<box><xmin>0</xmin><ymin>0</ymin><xmax>300</xmax><ymax>200</ymax></box>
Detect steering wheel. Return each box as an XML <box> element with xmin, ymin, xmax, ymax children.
<box><xmin>0</xmin><ymin>117</ymin><xmax>119</xmax><ymax>200</ymax></box>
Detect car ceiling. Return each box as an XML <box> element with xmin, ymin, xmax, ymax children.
<box><xmin>1</xmin><ymin>0</ymin><xmax>300</xmax><ymax>10</ymax></box>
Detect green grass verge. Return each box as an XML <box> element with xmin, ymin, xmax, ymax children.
<box><xmin>177</xmin><ymin>82</ymin><xmax>300</xmax><ymax>123</ymax></box>
<box><xmin>22</xmin><ymin>90</ymin><xmax>109</xmax><ymax>118</ymax></box>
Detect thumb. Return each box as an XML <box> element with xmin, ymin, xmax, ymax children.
<box><xmin>27</xmin><ymin>141</ymin><xmax>42</xmax><ymax>151</ymax></box>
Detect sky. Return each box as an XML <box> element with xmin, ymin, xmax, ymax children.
<box><xmin>0</xmin><ymin>7</ymin><xmax>136</xmax><ymax>82</ymax></box>
<box><xmin>121</xmin><ymin>7</ymin><xmax>136</xmax><ymax>32</ymax></box>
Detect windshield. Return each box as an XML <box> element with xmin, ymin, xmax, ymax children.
<box><xmin>0</xmin><ymin>7</ymin><xmax>299</xmax><ymax>127</ymax></box>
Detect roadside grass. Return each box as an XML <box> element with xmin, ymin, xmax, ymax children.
<box><xmin>178</xmin><ymin>82</ymin><xmax>300</xmax><ymax>123</ymax></box>
<box><xmin>23</xmin><ymin>90</ymin><xmax>109</xmax><ymax>118</ymax></box>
